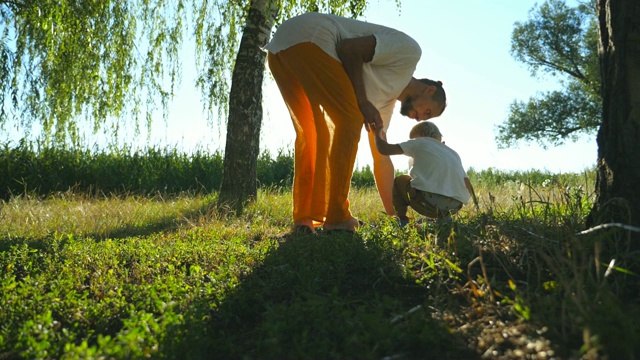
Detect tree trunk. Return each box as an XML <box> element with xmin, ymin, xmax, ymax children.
<box><xmin>589</xmin><ymin>0</ymin><xmax>640</xmax><ymax>239</ymax></box>
<box><xmin>217</xmin><ymin>0</ymin><xmax>279</xmax><ymax>213</ymax></box>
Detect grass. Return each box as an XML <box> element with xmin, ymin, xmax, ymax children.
<box><xmin>2</xmin><ymin>168</ymin><xmax>640</xmax><ymax>359</ymax></box>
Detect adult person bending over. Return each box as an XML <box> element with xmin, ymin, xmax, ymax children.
<box><xmin>265</xmin><ymin>12</ymin><xmax>447</xmax><ymax>233</ymax></box>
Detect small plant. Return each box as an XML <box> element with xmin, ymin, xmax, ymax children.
<box><xmin>501</xmin><ymin>279</ymin><xmax>531</xmax><ymax>321</ymax></box>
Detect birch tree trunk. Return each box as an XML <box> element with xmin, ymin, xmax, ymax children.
<box><xmin>217</xmin><ymin>0</ymin><xmax>279</xmax><ymax>212</ymax></box>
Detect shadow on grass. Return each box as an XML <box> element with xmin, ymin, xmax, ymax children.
<box><xmin>160</xmin><ymin>230</ymin><xmax>477</xmax><ymax>359</ymax></box>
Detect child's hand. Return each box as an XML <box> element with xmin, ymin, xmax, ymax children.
<box><xmin>373</xmin><ymin>127</ymin><xmax>403</xmax><ymax>155</ymax></box>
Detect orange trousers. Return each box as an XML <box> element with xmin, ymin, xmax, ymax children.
<box><xmin>267</xmin><ymin>43</ymin><xmax>363</xmax><ymax>224</ymax></box>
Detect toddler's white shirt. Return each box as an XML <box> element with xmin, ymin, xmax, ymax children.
<box><xmin>398</xmin><ymin>137</ymin><xmax>471</xmax><ymax>204</ymax></box>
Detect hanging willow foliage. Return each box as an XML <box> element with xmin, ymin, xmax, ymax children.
<box><xmin>0</xmin><ymin>0</ymin><xmax>396</xmax><ymax>145</ymax></box>
<box><xmin>0</xmin><ymin>0</ymin><xmax>187</xmax><ymax>144</ymax></box>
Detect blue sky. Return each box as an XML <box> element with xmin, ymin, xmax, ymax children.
<box><xmin>5</xmin><ymin>0</ymin><xmax>596</xmax><ymax>173</ymax></box>
<box><xmin>163</xmin><ymin>0</ymin><xmax>596</xmax><ymax>173</ymax></box>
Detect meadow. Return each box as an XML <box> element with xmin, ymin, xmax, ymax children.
<box><xmin>1</xmin><ymin>143</ymin><xmax>639</xmax><ymax>359</ymax></box>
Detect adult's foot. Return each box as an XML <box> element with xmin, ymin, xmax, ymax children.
<box><xmin>292</xmin><ymin>218</ymin><xmax>317</xmax><ymax>234</ymax></box>
<box><xmin>323</xmin><ymin>217</ymin><xmax>361</xmax><ymax>232</ymax></box>
<box><xmin>292</xmin><ymin>224</ymin><xmax>315</xmax><ymax>234</ymax></box>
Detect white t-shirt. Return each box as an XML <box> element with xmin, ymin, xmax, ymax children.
<box><xmin>398</xmin><ymin>137</ymin><xmax>471</xmax><ymax>204</ymax></box>
<box><xmin>264</xmin><ymin>12</ymin><xmax>421</xmax><ymax>128</ymax></box>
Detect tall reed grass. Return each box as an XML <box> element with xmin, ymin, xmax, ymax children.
<box><xmin>1</xmin><ymin>141</ymin><xmax>595</xmax><ymax>201</ymax></box>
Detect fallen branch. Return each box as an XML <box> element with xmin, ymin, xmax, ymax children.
<box><xmin>575</xmin><ymin>222</ymin><xmax>640</xmax><ymax>236</ymax></box>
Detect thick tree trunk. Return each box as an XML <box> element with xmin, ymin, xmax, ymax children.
<box><xmin>589</xmin><ymin>0</ymin><xmax>640</xmax><ymax>238</ymax></box>
<box><xmin>217</xmin><ymin>0</ymin><xmax>279</xmax><ymax>212</ymax></box>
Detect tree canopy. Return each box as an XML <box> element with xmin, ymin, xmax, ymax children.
<box><xmin>0</xmin><ymin>0</ymin><xmax>188</xmax><ymax>145</ymax></box>
<box><xmin>496</xmin><ymin>0</ymin><xmax>600</xmax><ymax>149</ymax></box>
<box><xmin>0</xmin><ymin>0</ymin><xmax>378</xmax><ymax>146</ymax></box>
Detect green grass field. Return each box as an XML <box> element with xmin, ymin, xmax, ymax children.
<box><xmin>1</xmin><ymin>144</ymin><xmax>639</xmax><ymax>359</ymax></box>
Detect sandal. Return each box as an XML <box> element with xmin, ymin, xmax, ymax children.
<box><xmin>323</xmin><ymin>217</ymin><xmax>362</xmax><ymax>234</ymax></box>
<box><xmin>292</xmin><ymin>224</ymin><xmax>315</xmax><ymax>235</ymax></box>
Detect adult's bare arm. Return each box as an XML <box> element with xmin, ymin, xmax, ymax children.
<box><xmin>336</xmin><ymin>35</ymin><xmax>382</xmax><ymax>131</ymax></box>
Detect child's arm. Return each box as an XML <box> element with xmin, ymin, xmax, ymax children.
<box><xmin>374</xmin><ymin>127</ymin><xmax>404</xmax><ymax>156</ymax></box>
<box><xmin>464</xmin><ymin>177</ymin><xmax>479</xmax><ymax>211</ymax></box>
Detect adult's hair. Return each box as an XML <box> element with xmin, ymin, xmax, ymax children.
<box><xmin>418</xmin><ymin>78</ymin><xmax>447</xmax><ymax>114</ymax></box>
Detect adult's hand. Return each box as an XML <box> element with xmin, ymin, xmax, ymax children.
<box><xmin>360</xmin><ymin>100</ymin><xmax>382</xmax><ymax>132</ymax></box>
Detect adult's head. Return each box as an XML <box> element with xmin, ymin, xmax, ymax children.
<box><xmin>399</xmin><ymin>78</ymin><xmax>447</xmax><ymax>121</ymax></box>
<box><xmin>409</xmin><ymin>121</ymin><xmax>442</xmax><ymax>142</ymax></box>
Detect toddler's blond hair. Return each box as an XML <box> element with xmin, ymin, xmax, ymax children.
<box><xmin>409</xmin><ymin>121</ymin><xmax>442</xmax><ymax>140</ymax></box>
